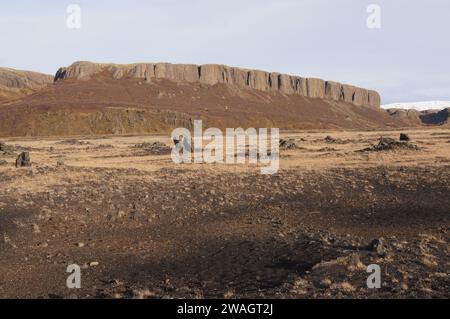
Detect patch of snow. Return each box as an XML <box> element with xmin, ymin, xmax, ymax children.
<box><xmin>381</xmin><ymin>101</ymin><xmax>450</xmax><ymax>111</ymax></box>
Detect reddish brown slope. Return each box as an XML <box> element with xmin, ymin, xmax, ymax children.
<box><xmin>0</xmin><ymin>72</ymin><xmax>408</xmax><ymax>137</ymax></box>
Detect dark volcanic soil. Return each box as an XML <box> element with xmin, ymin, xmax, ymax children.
<box><xmin>0</xmin><ymin>165</ymin><xmax>448</xmax><ymax>299</ymax></box>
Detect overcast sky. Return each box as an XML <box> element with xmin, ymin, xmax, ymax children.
<box><xmin>1</xmin><ymin>0</ymin><xmax>449</xmax><ymax>104</ymax></box>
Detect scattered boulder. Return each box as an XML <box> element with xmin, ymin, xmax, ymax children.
<box><xmin>360</xmin><ymin>137</ymin><xmax>419</xmax><ymax>152</ymax></box>
<box><xmin>134</xmin><ymin>142</ymin><xmax>172</xmax><ymax>155</ymax></box>
<box><xmin>56</xmin><ymin>158</ymin><xmax>65</xmax><ymax>166</ymax></box>
<box><xmin>368</xmin><ymin>238</ymin><xmax>387</xmax><ymax>257</ymax></box>
<box><xmin>324</xmin><ymin>136</ymin><xmax>346</xmax><ymax>144</ymax></box>
<box><xmin>279</xmin><ymin>138</ymin><xmax>297</xmax><ymax>150</ymax></box>
<box><xmin>0</xmin><ymin>159</ymin><xmax>8</xmax><ymax>166</ymax></box>
<box><xmin>400</xmin><ymin>133</ymin><xmax>411</xmax><ymax>141</ymax></box>
<box><xmin>0</xmin><ymin>142</ymin><xmax>14</xmax><ymax>155</ymax></box>
<box><xmin>15</xmin><ymin>152</ymin><xmax>31</xmax><ymax>167</ymax></box>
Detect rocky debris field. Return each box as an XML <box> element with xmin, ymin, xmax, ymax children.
<box><xmin>279</xmin><ymin>139</ymin><xmax>298</xmax><ymax>150</ymax></box>
<box><xmin>0</xmin><ymin>130</ymin><xmax>449</xmax><ymax>299</ymax></box>
<box><xmin>0</xmin><ymin>163</ymin><xmax>448</xmax><ymax>299</ymax></box>
<box><xmin>360</xmin><ymin>137</ymin><xmax>420</xmax><ymax>152</ymax></box>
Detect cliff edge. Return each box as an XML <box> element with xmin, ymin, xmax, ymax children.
<box><xmin>54</xmin><ymin>61</ymin><xmax>381</xmax><ymax>108</ymax></box>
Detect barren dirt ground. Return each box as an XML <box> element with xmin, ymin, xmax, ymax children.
<box><xmin>0</xmin><ymin>129</ymin><xmax>449</xmax><ymax>299</ymax></box>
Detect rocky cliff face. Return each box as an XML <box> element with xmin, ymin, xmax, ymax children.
<box><xmin>0</xmin><ymin>67</ymin><xmax>53</xmax><ymax>90</ymax></box>
<box><xmin>55</xmin><ymin>61</ymin><xmax>381</xmax><ymax>108</ymax></box>
<box><xmin>0</xmin><ymin>67</ymin><xmax>53</xmax><ymax>103</ymax></box>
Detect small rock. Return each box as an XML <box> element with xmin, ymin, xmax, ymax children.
<box><xmin>32</xmin><ymin>224</ymin><xmax>41</xmax><ymax>234</ymax></box>
<box><xmin>320</xmin><ymin>278</ymin><xmax>332</xmax><ymax>288</ymax></box>
<box><xmin>360</xmin><ymin>137</ymin><xmax>419</xmax><ymax>152</ymax></box>
<box><xmin>15</xmin><ymin>152</ymin><xmax>31</xmax><ymax>168</ymax></box>
<box><xmin>279</xmin><ymin>138</ymin><xmax>297</xmax><ymax>150</ymax></box>
<box><xmin>348</xmin><ymin>253</ymin><xmax>365</xmax><ymax>270</ymax></box>
<box><xmin>399</xmin><ymin>133</ymin><xmax>411</xmax><ymax>141</ymax></box>
<box><xmin>368</xmin><ymin>238</ymin><xmax>387</xmax><ymax>257</ymax></box>
<box><xmin>89</xmin><ymin>261</ymin><xmax>99</xmax><ymax>267</ymax></box>
<box><xmin>324</xmin><ymin>136</ymin><xmax>345</xmax><ymax>144</ymax></box>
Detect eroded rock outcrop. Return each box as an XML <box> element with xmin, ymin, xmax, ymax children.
<box><xmin>15</xmin><ymin>151</ymin><xmax>31</xmax><ymax>167</ymax></box>
<box><xmin>0</xmin><ymin>67</ymin><xmax>53</xmax><ymax>90</ymax></box>
<box><xmin>54</xmin><ymin>61</ymin><xmax>381</xmax><ymax>107</ymax></box>
<box><xmin>386</xmin><ymin>107</ymin><xmax>450</xmax><ymax>126</ymax></box>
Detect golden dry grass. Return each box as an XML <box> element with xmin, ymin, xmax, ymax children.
<box><xmin>0</xmin><ymin>128</ymin><xmax>448</xmax><ymax>193</ymax></box>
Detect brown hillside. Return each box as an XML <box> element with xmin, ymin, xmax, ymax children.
<box><xmin>0</xmin><ymin>63</ymin><xmax>413</xmax><ymax>137</ymax></box>
<box><xmin>0</xmin><ymin>67</ymin><xmax>53</xmax><ymax>104</ymax></box>
<box><xmin>0</xmin><ymin>75</ymin><xmax>406</xmax><ymax>137</ymax></box>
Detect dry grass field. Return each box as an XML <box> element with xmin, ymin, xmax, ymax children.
<box><xmin>0</xmin><ymin>129</ymin><xmax>449</xmax><ymax>298</ymax></box>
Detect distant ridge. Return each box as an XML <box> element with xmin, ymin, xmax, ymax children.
<box><xmin>0</xmin><ymin>63</ymin><xmax>425</xmax><ymax>137</ymax></box>
<box><xmin>0</xmin><ymin>67</ymin><xmax>53</xmax><ymax>90</ymax></box>
<box><xmin>382</xmin><ymin>101</ymin><xmax>450</xmax><ymax>111</ymax></box>
<box><xmin>0</xmin><ymin>67</ymin><xmax>53</xmax><ymax>103</ymax></box>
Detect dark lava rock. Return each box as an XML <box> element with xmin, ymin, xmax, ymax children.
<box><xmin>279</xmin><ymin>138</ymin><xmax>297</xmax><ymax>150</ymax></box>
<box><xmin>368</xmin><ymin>238</ymin><xmax>387</xmax><ymax>257</ymax></box>
<box><xmin>400</xmin><ymin>133</ymin><xmax>411</xmax><ymax>141</ymax></box>
<box><xmin>360</xmin><ymin>137</ymin><xmax>419</xmax><ymax>152</ymax></box>
<box><xmin>324</xmin><ymin>136</ymin><xmax>347</xmax><ymax>144</ymax></box>
<box><xmin>324</xmin><ymin>136</ymin><xmax>338</xmax><ymax>143</ymax></box>
<box><xmin>15</xmin><ymin>152</ymin><xmax>31</xmax><ymax>167</ymax></box>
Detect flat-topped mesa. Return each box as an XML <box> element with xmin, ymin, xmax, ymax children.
<box><xmin>54</xmin><ymin>61</ymin><xmax>381</xmax><ymax>108</ymax></box>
